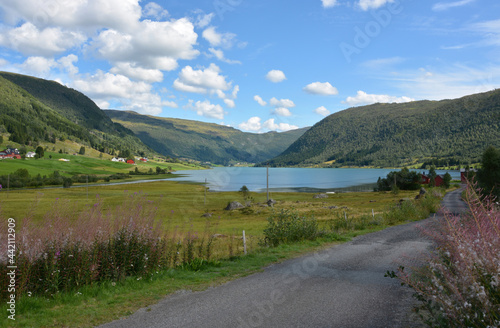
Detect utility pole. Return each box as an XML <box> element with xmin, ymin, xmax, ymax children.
<box><xmin>204</xmin><ymin>178</ymin><xmax>207</xmax><ymax>205</ymax></box>
<box><xmin>266</xmin><ymin>165</ymin><xmax>269</xmax><ymax>202</ymax></box>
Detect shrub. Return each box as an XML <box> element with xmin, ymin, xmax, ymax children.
<box><xmin>263</xmin><ymin>210</ymin><xmax>320</xmax><ymax>247</ymax></box>
<box><xmin>394</xmin><ymin>183</ymin><xmax>500</xmax><ymax>327</ymax></box>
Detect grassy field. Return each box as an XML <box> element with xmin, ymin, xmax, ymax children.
<box><xmin>0</xmin><ymin>178</ymin><xmax>439</xmax><ymax>328</ymax></box>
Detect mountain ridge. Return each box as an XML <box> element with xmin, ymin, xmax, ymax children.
<box><xmin>105</xmin><ymin>109</ymin><xmax>309</xmax><ymax>165</ymax></box>
<box><xmin>264</xmin><ymin>89</ymin><xmax>500</xmax><ymax>167</ymax></box>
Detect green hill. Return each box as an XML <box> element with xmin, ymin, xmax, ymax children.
<box><xmin>0</xmin><ymin>71</ymin><xmax>152</xmax><ymax>156</ymax></box>
<box><xmin>265</xmin><ymin>89</ymin><xmax>500</xmax><ymax>168</ymax></box>
<box><xmin>105</xmin><ymin>110</ymin><xmax>309</xmax><ymax>165</ymax></box>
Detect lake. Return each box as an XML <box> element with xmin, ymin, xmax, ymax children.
<box><xmin>169</xmin><ymin>167</ymin><xmax>461</xmax><ymax>192</ymax></box>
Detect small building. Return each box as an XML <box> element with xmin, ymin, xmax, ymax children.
<box><xmin>435</xmin><ymin>175</ymin><xmax>444</xmax><ymax>187</ymax></box>
<box><xmin>421</xmin><ymin>174</ymin><xmax>430</xmax><ymax>185</ymax></box>
<box><xmin>26</xmin><ymin>151</ymin><xmax>36</xmax><ymax>158</ymax></box>
<box><xmin>139</xmin><ymin>158</ymin><xmax>148</xmax><ymax>162</ymax></box>
<box><xmin>126</xmin><ymin>159</ymin><xmax>135</xmax><ymax>164</ymax></box>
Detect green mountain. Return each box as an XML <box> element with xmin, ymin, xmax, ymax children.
<box><xmin>0</xmin><ymin>71</ymin><xmax>151</xmax><ymax>156</ymax></box>
<box><xmin>265</xmin><ymin>89</ymin><xmax>500</xmax><ymax>168</ymax></box>
<box><xmin>105</xmin><ymin>110</ymin><xmax>309</xmax><ymax>165</ymax></box>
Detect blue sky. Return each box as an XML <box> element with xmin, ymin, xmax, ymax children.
<box><xmin>1</xmin><ymin>0</ymin><xmax>499</xmax><ymax>132</ymax></box>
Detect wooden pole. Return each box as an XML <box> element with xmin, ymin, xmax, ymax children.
<box><xmin>266</xmin><ymin>165</ymin><xmax>269</xmax><ymax>202</ymax></box>
<box><xmin>243</xmin><ymin>230</ymin><xmax>247</xmax><ymax>255</ymax></box>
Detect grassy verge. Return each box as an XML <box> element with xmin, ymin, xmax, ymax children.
<box><xmin>0</xmin><ymin>181</ymin><xmax>446</xmax><ymax>327</ymax></box>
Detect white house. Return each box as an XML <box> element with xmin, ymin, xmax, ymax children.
<box><xmin>26</xmin><ymin>151</ymin><xmax>36</xmax><ymax>158</ymax></box>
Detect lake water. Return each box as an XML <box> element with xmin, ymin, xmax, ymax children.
<box><xmin>169</xmin><ymin>167</ymin><xmax>460</xmax><ymax>192</ymax></box>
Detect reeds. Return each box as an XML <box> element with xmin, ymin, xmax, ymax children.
<box><xmin>0</xmin><ymin>193</ymin><xmax>243</xmax><ymax>301</ymax></box>
<box><xmin>396</xmin><ymin>182</ymin><xmax>500</xmax><ymax>327</ymax></box>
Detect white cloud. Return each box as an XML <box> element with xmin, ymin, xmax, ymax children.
<box><xmin>110</xmin><ymin>62</ymin><xmax>163</xmax><ymax>83</ymax></box>
<box><xmin>91</xmin><ymin>18</ymin><xmax>199</xmax><ymax>71</ymax></box>
<box><xmin>0</xmin><ymin>0</ymin><xmax>142</xmax><ymax>32</ymax></box>
<box><xmin>173</xmin><ymin>63</ymin><xmax>231</xmax><ymax>95</ymax></box>
<box><xmin>303</xmin><ymin>82</ymin><xmax>339</xmax><ymax>95</ymax></box>
<box><xmin>266</xmin><ymin>69</ymin><xmax>287</xmax><ymax>83</ymax></box>
<box><xmin>254</xmin><ymin>95</ymin><xmax>267</xmax><ymax>106</ymax></box>
<box><xmin>344</xmin><ymin>91</ymin><xmax>414</xmax><ymax>106</ymax></box>
<box><xmin>72</xmin><ymin>71</ymin><xmax>168</xmax><ymax>115</ymax></box>
<box><xmin>202</xmin><ymin>26</ymin><xmax>236</xmax><ymax>49</ymax></box>
<box><xmin>269</xmin><ymin>97</ymin><xmax>295</xmax><ymax>108</ymax></box>
<box><xmin>0</xmin><ymin>22</ymin><xmax>85</xmax><ymax>57</ymax></box>
<box><xmin>314</xmin><ymin>106</ymin><xmax>331</xmax><ymax>117</ymax></box>
<box><xmin>321</xmin><ymin>0</ymin><xmax>339</xmax><ymax>8</ymax></box>
<box><xmin>432</xmin><ymin>0</ymin><xmax>475</xmax><ymax>11</ymax></box>
<box><xmin>207</xmin><ymin>48</ymin><xmax>241</xmax><ymax>64</ymax></box>
<box><xmin>18</xmin><ymin>56</ymin><xmax>56</xmax><ymax>76</ymax></box>
<box><xmin>224</xmin><ymin>99</ymin><xmax>236</xmax><ymax>108</ymax></box>
<box><xmin>358</xmin><ymin>0</ymin><xmax>394</xmax><ymax>11</ymax></box>
<box><xmin>238</xmin><ymin>117</ymin><xmax>299</xmax><ymax>132</ymax></box>
<box><xmin>194</xmin><ymin>12</ymin><xmax>215</xmax><ymax>28</ymax></box>
<box><xmin>142</xmin><ymin>2</ymin><xmax>169</xmax><ymax>20</ymax></box>
<box><xmin>186</xmin><ymin>100</ymin><xmax>225</xmax><ymax>120</ymax></box>
<box><xmin>238</xmin><ymin>117</ymin><xmax>262</xmax><ymax>132</ymax></box>
<box><xmin>273</xmin><ymin>107</ymin><xmax>292</xmax><ymax>117</ymax></box>
<box><xmin>263</xmin><ymin>119</ymin><xmax>299</xmax><ymax>132</ymax></box>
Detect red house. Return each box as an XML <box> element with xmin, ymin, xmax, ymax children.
<box><xmin>421</xmin><ymin>174</ymin><xmax>430</xmax><ymax>184</ymax></box>
<box><xmin>434</xmin><ymin>175</ymin><xmax>444</xmax><ymax>187</ymax></box>
<box><xmin>126</xmin><ymin>159</ymin><xmax>135</xmax><ymax>164</ymax></box>
<box><xmin>139</xmin><ymin>158</ymin><xmax>147</xmax><ymax>162</ymax></box>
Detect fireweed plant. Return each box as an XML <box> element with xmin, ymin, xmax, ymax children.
<box><xmin>393</xmin><ymin>183</ymin><xmax>499</xmax><ymax>327</ymax></box>
<box><xmin>0</xmin><ymin>192</ymin><xmax>229</xmax><ymax>301</ymax></box>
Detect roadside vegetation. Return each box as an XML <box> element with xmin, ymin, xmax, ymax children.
<box><xmin>0</xmin><ymin>176</ymin><xmax>447</xmax><ymax>327</ymax></box>
<box><xmin>390</xmin><ymin>182</ymin><xmax>499</xmax><ymax>328</ymax></box>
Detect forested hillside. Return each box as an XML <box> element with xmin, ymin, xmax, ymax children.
<box><xmin>0</xmin><ymin>72</ymin><xmax>151</xmax><ymax>156</ymax></box>
<box><xmin>266</xmin><ymin>89</ymin><xmax>500</xmax><ymax>167</ymax></box>
<box><xmin>105</xmin><ymin>110</ymin><xmax>308</xmax><ymax>165</ymax></box>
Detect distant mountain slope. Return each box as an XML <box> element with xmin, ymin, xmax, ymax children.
<box><xmin>0</xmin><ymin>71</ymin><xmax>151</xmax><ymax>156</ymax></box>
<box><xmin>105</xmin><ymin>110</ymin><xmax>309</xmax><ymax>165</ymax></box>
<box><xmin>265</xmin><ymin>89</ymin><xmax>500</xmax><ymax>167</ymax></box>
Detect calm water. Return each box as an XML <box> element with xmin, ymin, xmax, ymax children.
<box><xmin>169</xmin><ymin>167</ymin><xmax>460</xmax><ymax>192</ymax></box>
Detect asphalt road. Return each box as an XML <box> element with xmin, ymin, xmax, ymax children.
<box><xmin>100</xmin><ymin>188</ymin><xmax>467</xmax><ymax>328</ymax></box>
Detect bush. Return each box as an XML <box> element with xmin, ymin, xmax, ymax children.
<box><xmin>263</xmin><ymin>210</ymin><xmax>320</xmax><ymax>247</ymax></box>
<box><xmin>394</xmin><ymin>183</ymin><xmax>500</xmax><ymax>327</ymax></box>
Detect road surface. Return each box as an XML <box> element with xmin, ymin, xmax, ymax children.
<box><xmin>100</xmin><ymin>188</ymin><xmax>467</xmax><ymax>328</ymax></box>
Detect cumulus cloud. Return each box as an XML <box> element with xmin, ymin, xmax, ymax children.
<box><xmin>321</xmin><ymin>0</ymin><xmax>339</xmax><ymax>8</ymax></box>
<box><xmin>314</xmin><ymin>106</ymin><xmax>331</xmax><ymax>116</ymax></box>
<box><xmin>303</xmin><ymin>82</ymin><xmax>339</xmax><ymax>95</ymax></box>
<box><xmin>273</xmin><ymin>107</ymin><xmax>293</xmax><ymax>117</ymax></box>
<box><xmin>0</xmin><ymin>0</ymin><xmax>142</xmax><ymax>32</ymax></box>
<box><xmin>0</xmin><ymin>22</ymin><xmax>85</xmax><ymax>57</ymax></box>
<box><xmin>263</xmin><ymin>118</ymin><xmax>299</xmax><ymax>132</ymax></box>
<box><xmin>194</xmin><ymin>12</ymin><xmax>215</xmax><ymax>28</ymax></box>
<box><xmin>187</xmin><ymin>99</ymin><xmax>225</xmax><ymax>120</ymax></box>
<box><xmin>254</xmin><ymin>95</ymin><xmax>267</xmax><ymax>106</ymax></box>
<box><xmin>238</xmin><ymin>117</ymin><xmax>262</xmax><ymax>132</ymax></box>
<box><xmin>269</xmin><ymin>97</ymin><xmax>295</xmax><ymax>108</ymax></box>
<box><xmin>238</xmin><ymin>117</ymin><xmax>298</xmax><ymax>132</ymax></box>
<box><xmin>142</xmin><ymin>2</ymin><xmax>169</xmax><ymax>20</ymax></box>
<box><xmin>207</xmin><ymin>48</ymin><xmax>241</xmax><ymax>64</ymax></box>
<box><xmin>72</xmin><ymin>71</ymin><xmax>169</xmax><ymax>115</ymax></box>
<box><xmin>266</xmin><ymin>70</ymin><xmax>287</xmax><ymax>83</ymax></box>
<box><xmin>358</xmin><ymin>0</ymin><xmax>394</xmax><ymax>11</ymax></box>
<box><xmin>91</xmin><ymin>18</ymin><xmax>199</xmax><ymax>71</ymax></box>
<box><xmin>17</xmin><ymin>54</ymin><xmax>79</xmax><ymax>77</ymax></box>
<box><xmin>344</xmin><ymin>91</ymin><xmax>414</xmax><ymax>106</ymax></box>
<box><xmin>110</xmin><ymin>62</ymin><xmax>163</xmax><ymax>83</ymax></box>
<box><xmin>173</xmin><ymin>63</ymin><xmax>231</xmax><ymax>95</ymax></box>
<box><xmin>202</xmin><ymin>26</ymin><xmax>237</xmax><ymax>49</ymax></box>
